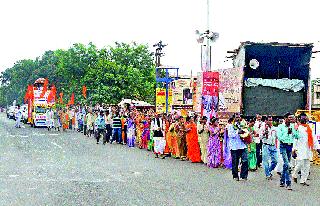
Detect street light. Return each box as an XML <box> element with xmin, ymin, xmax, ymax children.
<box><xmin>196</xmin><ymin>30</ymin><xmax>219</xmax><ymax>71</ymax></box>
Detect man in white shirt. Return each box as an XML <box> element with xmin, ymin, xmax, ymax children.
<box><xmin>15</xmin><ymin>105</ymin><xmax>22</xmax><ymax>128</ymax></box>
<box><xmin>254</xmin><ymin>114</ymin><xmax>264</xmax><ymax>167</ymax></box>
<box><xmin>292</xmin><ymin>113</ymin><xmax>320</xmax><ymax>186</ymax></box>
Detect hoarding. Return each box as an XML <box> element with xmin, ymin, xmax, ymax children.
<box><xmin>156</xmin><ymin>88</ymin><xmax>172</xmax><ymax>114</ymax></box>
<box><xmin>202</xmin><ymin>71</ymin><xmax>219</xmax><ymax>120</ymax></box>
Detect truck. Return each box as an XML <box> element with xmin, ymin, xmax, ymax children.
<box><xmin>27</xmin><ymin>78</ymin><xmax>55</xmax><ymax>127</ymax></box>
<box><xmin>218</xmin><ymin>42</ymin><xmax>313</xmax><ymax>120</ymax></box>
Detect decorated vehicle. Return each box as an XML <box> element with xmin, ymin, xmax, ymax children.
<box><xmin>24</xmin><ymin>78</ymin><xmax>56</xmax><ymax>127</ymax></box>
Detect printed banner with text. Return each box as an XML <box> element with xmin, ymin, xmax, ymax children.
<box><xmin>201</xmin><ymin>71</ymin><xmax>219</xmax><ymax>120</ymax></box>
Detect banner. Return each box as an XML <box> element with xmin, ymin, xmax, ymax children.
<box><xmin>156</xmin><ymin>88</ymin><xmax>172</xmax><ymax>114</ymax></box>
<box><xmin>172</xmin><ymin>79</ymin><xmax>192</xmax><ymax>105</ymax></box>
<box><xmin>218</xmin><ymin>67</ymin><xmax>244</xmax><ymax>118</ymax></box>
<box><xmin>202</xmin><ymin>71</ymin><xmax>219</xmax><ymax>120</ymax></box>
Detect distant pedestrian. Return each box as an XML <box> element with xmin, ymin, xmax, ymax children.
<box><xmin>111</xmin><ymin>112</ymin><xmax>122</xmax><ymax>144</ymax></box>
<box><xmin>95</xmin><ymin>111</ymin><xmax>106</xmax><ymax>144</ymax></box>
<box><xmin>15</xmin><ymin>105</ymin><xmax>22</xmax><ymax>128</ymax></box>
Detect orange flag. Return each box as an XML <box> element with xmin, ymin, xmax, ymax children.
<box><xmin>82</xmin><ymin>85</ymin><xmax>87</xmax><ymax>99</ymax></box>
<box><xmin>40</xmin><ymin>78</ymin><xmax>49</xmax><ymax>98</ymax></box>
<box><xmin>68</xmin><ymin>93</ymin><xmax>75</xmax><ymax>105</ymax></box>
<box><xmin>59</xmin><ymin>92</ymin><xmax>63</xmax><ymax>104</ymax></box>
<box><xmin>24</xmin><ymin>85</ymin><xmax>31</xmax><ymax>103</ymax></box>
<box><xmin>48</xmin><ymin>84</ymin><xmax>57</xmax><ymax>103</ymax></box>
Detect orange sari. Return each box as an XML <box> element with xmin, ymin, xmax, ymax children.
<box><xmin>186</xmin><ymin>122</ymin><xmax>201</xmax><ymax>163</ymax></box>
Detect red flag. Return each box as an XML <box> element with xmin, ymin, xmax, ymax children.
<box><xmin>59</xmin><ymin>92</ymin><xmax>63</xmax><ymax>104</ymax></box>
<box><xmin>68</xmin><ymin>93</ymin><xmax>75</xmax><ymax>105</ymax></box>
<box><xmin>24</xmin><ymin>85</ymin><xmax>31</xmax><ymax>103</ymax></box>
<box><xmin>47</xmin><ymin>84</ymin><xmax>57</xmax><ymax>103</ymax></box>
<box><xmin>40</xmin><ymin>78</ymin><xmax>49</xmax><ymax>98</ymax></box>
<box><xmin>82</xmin><ymin>85</ymin><xmax>87</xmax><ymax>99</ymax></box>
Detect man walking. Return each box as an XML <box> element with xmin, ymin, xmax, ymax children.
<box><xmin>15</xmin><ymin>105</ymin><xmax>22</xmax><ymax>128</ymax></box>
<box><xmin>95</xmin><ymin>111</ymin><xmax>106</xmax><ymax>145</ymax></box>
<box><xmin>228</xmin><ymin>114</ymin><xmax>249</xmax><ymax>181</ymax></box>
<box><xmin>254</xmin><ymin>114</ymin><xmax>263</xmax><ymax>168</ymax></box>
<box><xmin>105</xmin><ymin>110</ymin><xmax>112</xmax><ymax>143</ymax></box>
<box><xmin>292</xmin><ymin>113</ymin><xmax>320</xmax><ymax>186</ymax></box>
<box><xmin>111</xmin><ymin>112</ymin><xmax>122</xmax><ymax>144</ymax></box>
<box><xmin>278</xmin><ymin>113</ymin><xmax>297</xmax><ymax>190</ymax></box>
<box><xmin>261</xmin><ymin>116</ymin><xmax>278</xmax><ymax>180</ymax></box>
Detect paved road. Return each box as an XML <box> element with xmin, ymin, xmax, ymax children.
<box><xmin>1</xmin><ymin>113</ymin><xmax>320</xmax><ymax>206</ymax></box>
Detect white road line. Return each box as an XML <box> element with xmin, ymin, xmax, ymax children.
<box><xmin>9</xmin><ymin>135</ymin><xmax>15</xmax><ymax>137</ymax></box>
<box><xmin>38</xmin><ymin>133</ymin><xmax>46</xmax><ymax>136</ymax></box>
<box><xmin>19</xmin><ymin>135</ymin><xmax>28</xmax><ymax>138</ymax></box>
<box><xmin>50</xmin><ymin>142</ymin><xmax>62</xmax><ymax>149</ymax></box>
<box><xmin>48</xmin><ymin>133</ymin><xmax>59</xmax><ymax>136</ymax></box>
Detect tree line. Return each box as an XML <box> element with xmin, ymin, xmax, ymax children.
<box><xmin>0</xmin><ymin>42</ymin><xmax>156</xmax><ymax>107</ymax></box>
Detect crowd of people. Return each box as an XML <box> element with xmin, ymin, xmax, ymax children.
<box><xmin>30</xmin><ymin>104</ymin><xmax>320</xmax><ymax>190</ymax></box>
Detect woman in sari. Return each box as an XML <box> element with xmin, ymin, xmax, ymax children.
<box><xmin>62</xmin><ymin>109</ymin><xmax>69</xmax><ymax>131</ymax></box>
<box><xmin>247</xmin><ymin>119</ymin><xmax>257</xmax><ymax>171</ymax></box>
<box><xmin>186</xmin><ymin>116</ymin><xmax>201</xmax><ymax>163</ymax></box>
<box><xmin>223</xmin><ymin>117</ymin><xmax>233</xmax><ymax>169</ymax></box>
<box><xmin>126</xmin><ymin>114</ymin><xmax>135</xmax><ymax>147</ymax></box>
<box><xmin>198</xmin><ymin>116</ymin><xmax>209</xmax><ymax>164</ymax></box>
<box><xmin>207</xmin><ymin>117</ymin><xmax>222</xmax><ymax>168</ymax></box>
<box><xmin>169</xmin><ymin>118</ymin><xmax>180</xmax><ymax>158</ymax></box>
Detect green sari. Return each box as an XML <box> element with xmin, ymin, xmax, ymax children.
<box><xmin>248</xmin><ymin>126</ymin><xmax>257</xmax><ymax>170</ymax></box>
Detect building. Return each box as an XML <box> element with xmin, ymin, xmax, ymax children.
<box><xmin>312</xmin><ymin>78</ymin><xmax>320</xmax><ymax>109</ymax></box>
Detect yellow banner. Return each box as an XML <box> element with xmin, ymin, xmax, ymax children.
<box><xmin>156</xmin><ymin>88</ymin><xmax>172</xmax><ymax>113</ymax></box>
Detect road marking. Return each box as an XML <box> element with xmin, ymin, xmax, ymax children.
<box><xmin>51</xmin><ymin>142</ymin><xmax>62</xmax><ymax>149</ymax></box>
<box><xmin>9</xmin><ymin>135</ymin><xmax>15</xmax><ymax>137</ymax></box>
<box><xmin>19</xmin><ymin>135</ymin><xmax>28</xmax><ymax>138</ymax></box>
<box><xmin>49</xmin><ymin>133</ymin><xmax>59</xmax><ymax>136</ymax></box>
<box><xmin>8</xmin><ymin>175</ymin><xmax>19</xmax><ymax>178</ymax></box>
<box><xmin>38</xmin><ymin>133</ymin><xmax>46</xmax><ymax>136</ymax></box>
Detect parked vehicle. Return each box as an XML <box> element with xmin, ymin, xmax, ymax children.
<box><xmin>6</xmin><ymin>106</ymin><xmax>17</xmax><ymax>119</ymax></box>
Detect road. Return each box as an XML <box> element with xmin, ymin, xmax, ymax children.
<box><xmin>0</xmin><ymin>113</ymin><xmax>320</xmax><ymax>206</ymax></box>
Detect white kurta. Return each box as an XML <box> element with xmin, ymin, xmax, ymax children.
<box><xmin>293</xmin><ymin>125</ymin><xmax>320</xmax><ymax>160</ymax></box>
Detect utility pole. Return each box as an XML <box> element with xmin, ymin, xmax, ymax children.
<box><xmin>153</xmin><ymin>41</ymin><xmax>167</xmax><ymax>67</ymax></box>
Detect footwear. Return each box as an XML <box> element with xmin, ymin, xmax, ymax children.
<box><xmin>266</xmin><ymin>176</ymin><xmax>272</xmax><ymax>181</ymax></box>
<box><xmin>293</xmin><ymin>177</ymin><xmax>297</xmax><ymax>183</ymax></box>
<box><xmin>286</xmin><ymin>185</ymin><xmax>293</xmax><ymax>191</ymax></box>
<box><xmin>280</xmin><ymin>183</ymin><xmax>285</xmax><ymax>187</ymax></box>
<box><xmin>277</xmin><ymin>172</ymin><xmax>282</xmax><ymax>176</ymax></box>
<box><xmin>96</xmin><ymin>142</ymin><xmax>99</xmax><ymax>144</ymax></box>
<box><xmin>233</xmin><ymin>177</ymin><xmax>240</xmax><ymax>181</ymax></box>
<box><xmin>241</xmin><ymin>178</ymin><xmax>248</xmax><ymax>181</ymax></box>
<box><xmin>300</xmin><ymin>182</ymin><xmax>310</xmax><ymax>186</ymax></box>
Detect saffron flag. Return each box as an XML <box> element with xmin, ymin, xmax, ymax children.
<box><xmin>68</xmin><ymin>93</ymin><xmax>75</xmax><ymax>105</ymax></box>
<box><xmin>59</xmin><ymin>92</ymin><xmax>63</xmax><ymax>104</ymax></box>
<box><xmin>47</xmin><ymin>84</ymin><xmax>57</xmax><ymax>103</ymax></box>
<box><xmin>40</xmin><ymin>78</ymin><xmax>49</xmax><ymax>98</ymax></box>
<box><xmin>24</xmin><ymin>85</ymin><xmax>31</xmax><ymax>103</ymax></box>
<box><xmin>82</xmin><ymin>85</ymin><xmax>87</xmax><ymax>99</ymax></box>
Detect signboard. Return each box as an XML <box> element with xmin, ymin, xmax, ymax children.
<box><xmin>156</xmin><ymin>88</ymin><xmax>172</xmax><ymax>114</ymax></box>
<box><xmin>172</xmin><ymin>79</ymin><xmax>192</xmax><ymax>105</ymax></box>
<box><xmin>218</xmin><ymin>67</ymin><xmax>244</xmax><ymax>118</ymax></box>
<box><xmin>202</xmin><ymin>71</ymin><xmax>219</xmax><ymax>120</ymax></box>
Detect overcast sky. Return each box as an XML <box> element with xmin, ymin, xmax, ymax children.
<box><xmin>0</xmin><ymin>0</ymin><xmax>319</xmax><ymax>78</ymax></box>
